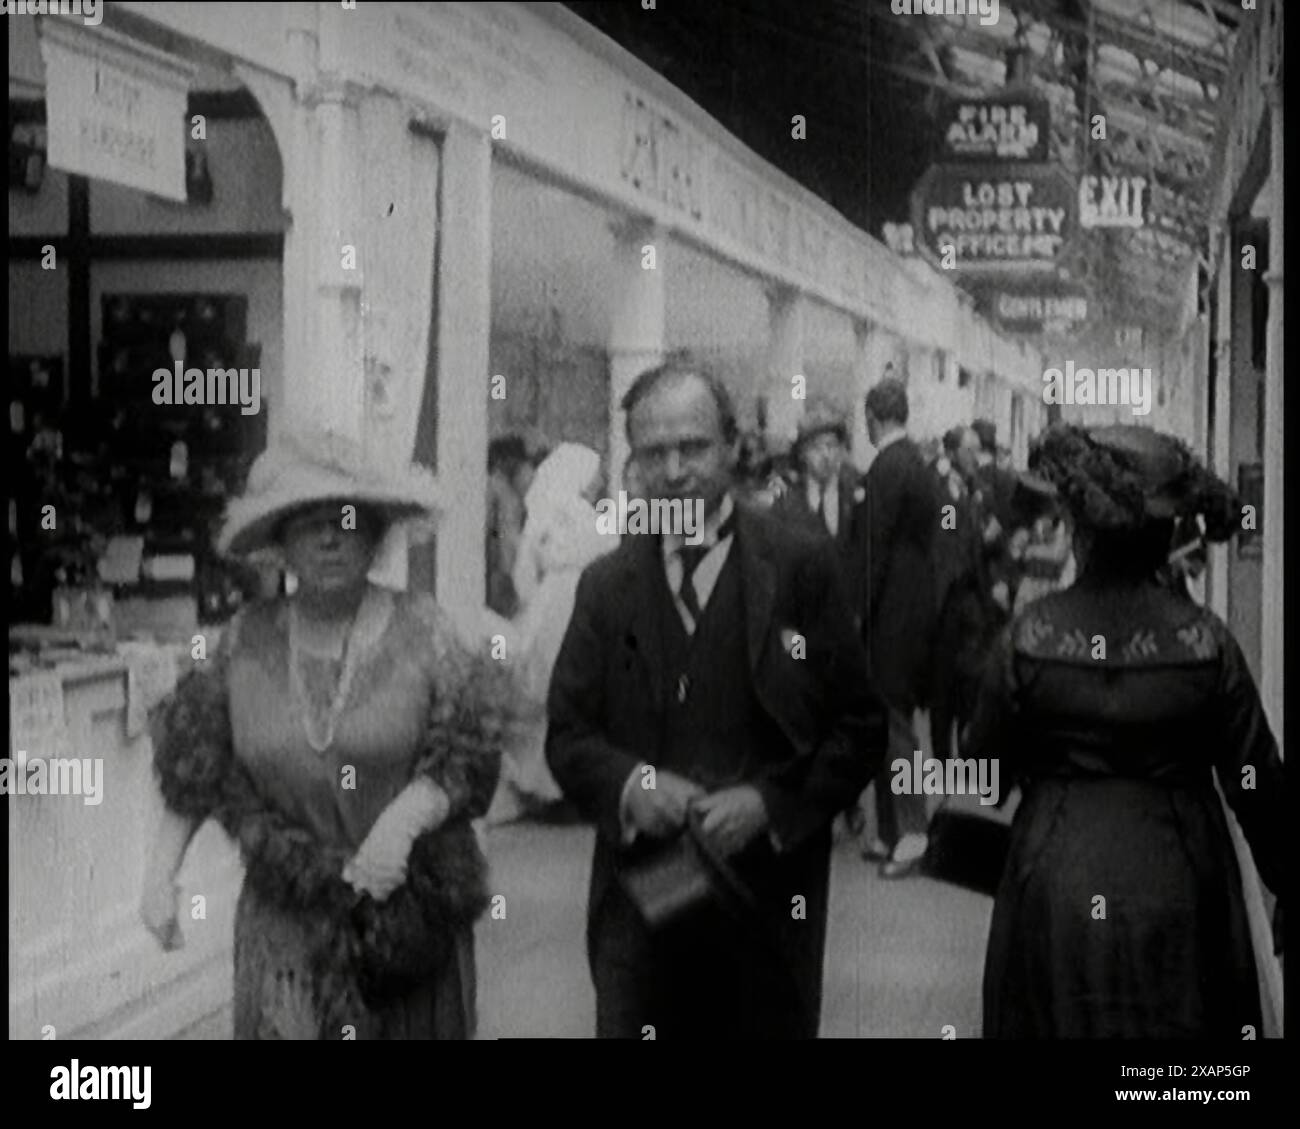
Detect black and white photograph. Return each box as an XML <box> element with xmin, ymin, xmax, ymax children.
<box><xmin>5</xmin><ymin>0</ymin><xmax>1287</xmax><ymax>1107</ymax></box>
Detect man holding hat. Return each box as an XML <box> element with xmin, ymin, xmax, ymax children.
<box><xmin>546</xmin><ymin>358</ymin><xmax>888</xmax><ymax>1038</ymax></box>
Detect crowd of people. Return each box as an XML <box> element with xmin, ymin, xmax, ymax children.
<box><xmin>138</xmin><ymin>358</ymin><xmax>1281</xmax><ymax>1040</ymax></box>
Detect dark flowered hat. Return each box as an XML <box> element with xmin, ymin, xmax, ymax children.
<box><xmin>1029</xmin><ymin>424</ymin><xmax>1240</xmax><ymax>540</ymax></box>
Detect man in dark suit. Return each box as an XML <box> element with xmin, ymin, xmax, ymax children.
<box><xmin>771</xmin><ymin>397</ymin><xmax>862</xmax><ymax>581</ymax></box>
<box><xmin>967</xmin><ymin>419</ymin><xmax>1022</xmax><ymax>618</ymax></box>
<box><xmin>546</xmin><ymin>359</ymin><xmax>888</xmax><ymax>1039</ymax></box>
<box><xmin>928</xmin><ymin>426</ymin><xmax>995</xmax><ymax>764</ymax></box>
<box><xmin>771</xmin><ymin>397</ymin><xmax>868</xmax><ymax>840</ymax></box>
<box><xmin>854</xmin><ymin>377</ymin><xmax>941</xmax><ymax>878</ymax></box>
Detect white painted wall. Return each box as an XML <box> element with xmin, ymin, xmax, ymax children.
<box><xmin>8</xmin><ymin>665</ymin><xmax>240</xmax><ymax>1040</ymax></box>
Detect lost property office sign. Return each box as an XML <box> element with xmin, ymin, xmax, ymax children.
<box><xmin>911</xmin><ymin>163</ymin><xmax>1075</xmax><ymax>274</ymax></box>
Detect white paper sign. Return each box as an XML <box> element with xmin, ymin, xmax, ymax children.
<box><xmin>9</xmin><ymin>671</ymin><xmax>69</xmax><ymax>759</ymax></box>
<box><xmin>38</xmin><ymin>19</ymin><xmax>194</xmax><ymax>201</ymax></box>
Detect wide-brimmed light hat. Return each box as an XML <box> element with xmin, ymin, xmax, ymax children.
<box><xmin>217</xmin><ymin>429</ymin><xmax>442</xmax><ymax>557</ymax></box>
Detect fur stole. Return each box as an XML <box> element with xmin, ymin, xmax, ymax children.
<box><xmin>151</xmin><ymin>618</ymin><xmax>508</xmax><ymax>1032</ymax></box>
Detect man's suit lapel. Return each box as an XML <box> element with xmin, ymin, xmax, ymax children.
<box><xmin>628</xmin><ymin>533</ymin><xmax>668</xmax><ymax>710</ymax></box>
<box><xmin>736</xmin><ymin>508</ymin><xmax>777</xmax><ymax>678</ymax></box>
<box><xmin>836</xmin><ymin>466</ymin><xmax>858</xmax><ymax>550</ymax></box>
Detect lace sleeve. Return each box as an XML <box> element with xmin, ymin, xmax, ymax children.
<box><xmin>409</xmin><ymin>596</ymin><xmax>508</xmax><ymax>822</ymax></box>
<box><xmin>149</xmin><ymin>616</ymin><xmax>240</xmax><ymax>822</ymax></box>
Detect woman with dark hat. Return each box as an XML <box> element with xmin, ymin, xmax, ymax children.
<box><xmin>138</xmin><ymin>430</ymin><xmax>508</xmax><ymax>1038</ymax></box>
<box><xmin>965</xmin><ymin>423</ymin><xmax>1283</xmax><ymax>1038</ymax></box>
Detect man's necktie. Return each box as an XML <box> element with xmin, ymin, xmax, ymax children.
<box><xmin>819</xmin><ymin>488</ymin><xmax>833</xmax><ymax>536</ymax></box>
<box><xmin>676</xmin><ymin>513</ymin><xmax>734</xmax><ymax>624</ymax></box>
<box><xmin>677</xmin><ymin>545</ymin><xmax>708</xmax><ymax>622</ymax></box>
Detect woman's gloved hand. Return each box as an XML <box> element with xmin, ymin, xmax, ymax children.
<box><xmin>342</xmin><ymin>778</ymin><xmax>450</xmax><ymax>903</ymax></box>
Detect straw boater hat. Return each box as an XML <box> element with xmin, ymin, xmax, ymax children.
<box><xmin>217</xmin><ymin>429</ymin><xmax>442</xmax><ymax>557</ymax></box>
<box><xmin>793</xmin><ymin>398</ymin><xmax>850</xmax><ymax>453</ymax></box>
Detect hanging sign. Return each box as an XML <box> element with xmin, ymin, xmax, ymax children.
<box><xmin>1078</xmin><ymin>174</ymin><xmax>1148</xmax><ymax>229</ymax></box>
<box><xmin>38</xmin><ymin>19</ymin><xmax>195</xmax><ymax>201</ymax></box>
<box><xmin>987</xmin><ymin>287</ymin><xmax>1090</xmax><ymax>334</ymax></box>
<box><xmin>937</xmin><ymin>94</ymin><xmax>1050</xmax><ymax>162</ymax></box>
<box><xmin>910</xmin><ymin>164</ymin><xmax>1075</xmax><ymax>274</ymax></box>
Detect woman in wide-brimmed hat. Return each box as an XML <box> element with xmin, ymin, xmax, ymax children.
<box><xmin>964</xmin><ymin>423</ymin><xmax>1283</xmax><ymax>1038</ymax></box>
<box><xmin>139</xmin><ymin>430</ymin><xmax>508</xmax><ymax>1039</ymax></box>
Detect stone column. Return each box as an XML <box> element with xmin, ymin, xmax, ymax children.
<box><xmin>850</xmin><ymin>319</ymin><xmax>875</xmax><ymax>470</ymax></box>
<box><xmin>281</xmin><ymin>77</ymin><xmax>368</xmax><ymax>441</ymax></box>
<box><xmin>431</xmin><ymin>123</ymin><xmax>492</xmax><ymax>616</ymax></box>
<box><xmin>765</xmin><ymin>284</ymin><xmax>805</xmax><ymax>451</ymax></box>
<box><xmin>607</xmin><ymin>217</ymin><xmax>665</xmax><ymax>497</ymax></box>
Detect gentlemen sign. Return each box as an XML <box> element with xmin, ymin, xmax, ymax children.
<box><xmin>991</xmin><ymin>289</ymin><xmax>1089</xmax><ymax>333</ymax></box>
<box><xmin>1079</xmin><ymin>174</ymin><xmax>1148</xmax><ymax>229</ymax></box>
<box><xmin>938</xmin><ymin>95</ymin><xmax>1050</xmax><ymax>162</ymax></box>
<box><xmin>911</xmin><ymin>164</ymin><xmax>1074</xmax><ymax>272</ymax></box>
<box><xmin>38</xmin><ymin>20</ymin><xmax>193</xmax><ymax>201</ymax></box>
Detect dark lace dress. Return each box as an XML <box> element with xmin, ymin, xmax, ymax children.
<box><xmin>966</xmin><ymin>578</ymin><xmax>1283</xmax><ymax>1038</ymax></box>
<box><xmin>151</xmin><ymin>587</ymin><xmax>502</xmax><ymax>1039</ymax></box>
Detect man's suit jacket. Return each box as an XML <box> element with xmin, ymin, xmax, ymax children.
<box><xmin>770</xmin><ymin>465</ymin><xmax>862</xmax><ymax>606</ymax></box>
<box><xmin>545</xmin><ymin>501</ymin><xmax>887</xmax><ymax>966</ymax></box>
<box><xmin>853</xmin><ymin>435</ymin><xmax>941</xmax><ymax>708</ymax></box>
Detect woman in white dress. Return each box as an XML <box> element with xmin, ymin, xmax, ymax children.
<box><xmin>488</xmin><ymin>442</ymin><xmax>609</xmax><ymax>820</ymax></box>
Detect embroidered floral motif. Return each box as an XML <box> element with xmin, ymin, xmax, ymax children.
<box><xmin>1021</xmin><ymin>616</ymin><xmax>1054</xmax><ymax>652</ymax></box>
<box><xmin>1176</xmin><ymin>622</ymin><xmax>1218</xmax><ymax>660</ymax></box>
<box><xmin>1119</xmin><ymin>630</ymin><xmax>1159</xmax><ymax>662</ymax></box>
<box><xmin>1055</xmin><ymin>628</ymin><xmax>1090</xmax><ymax>658</ymax></box>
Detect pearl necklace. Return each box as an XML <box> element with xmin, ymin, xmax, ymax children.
<box><xmin>287</xmin><ymin>602</ymin><xmax>361</xmax><ymax>756</ymax></box>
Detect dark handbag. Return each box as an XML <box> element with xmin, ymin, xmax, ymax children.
<box><xmin>922</xmin><ymin>802</ymin><xmax>1013</xmax><ymax>897</ymax></box>
<box><xmin>350</xmin><ymin>889</ymin><xmax>452</xmax><ymax>1009</ymax></box>
<box><xmin>348</xmin><ymin>822</ymin><xmax>487</xmax><ymax>1008</ymax></box>
<box><xmin>618</xmin><ymin>810</ymin><xmax>757</xmax><ymax>932</ymax></box>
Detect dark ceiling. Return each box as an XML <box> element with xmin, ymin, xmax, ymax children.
<box><xmin>563</xmin><ymin>0</ymin><xmax>1242</xmax><ymax>342</ymax></box>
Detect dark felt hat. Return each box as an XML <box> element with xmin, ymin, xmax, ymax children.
<box><xmin>617</xmin><ymin>810</ymin><xmax>758</xmax><ymax>932</ymax></box>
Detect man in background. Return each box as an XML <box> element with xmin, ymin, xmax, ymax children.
<box><xmin>854</xmin><ymin>378</ymin><xmax>940</xmax><ymax>877</ymax></box>
<box><xmin>772</xmin><ymin>397</ymin><xmax>861</xmax><ymax>588</ymax></box>
<box><xmin>486</xmin><ymin>435</ymin><xmax>535</xmax><ymax>618</ymax></box>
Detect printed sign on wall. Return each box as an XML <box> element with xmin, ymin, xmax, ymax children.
<box><xmin>39</xmin><ymin>19</ymin><xmax>194</xmax><ymax>201</ymax></box>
